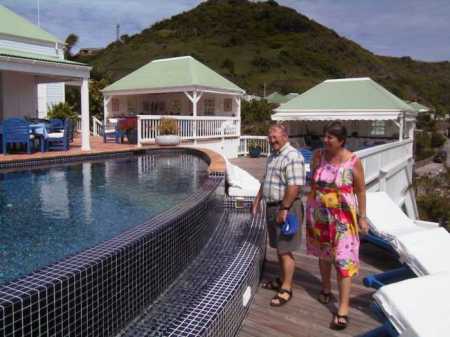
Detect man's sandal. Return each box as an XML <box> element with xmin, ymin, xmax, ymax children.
<box><xmin>270</xmin><ymin>288</ymin><xmax>293</xmax><ymax>307</ymax></box>
<box><xmin>318</xmin><ymin>290</ymin><xmax>332</xmax><ymax>304</ymax></box>
<box><xmin>330</xmin><ymin>314</ymin><xmax>349</xmax><ymax>330</ymax></box>
<box><xmin>261</xmin><ymin>278</ymin><xmax>282</xmax><ymax>291</ymax></box>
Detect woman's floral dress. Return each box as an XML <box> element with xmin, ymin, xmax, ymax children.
<box><xmin>306</xmin><ymin>150</ymin><xmax>360</xmax><ymax>278</ymax></box>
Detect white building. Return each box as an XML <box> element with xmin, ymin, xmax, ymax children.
<box><xmin>0</xmin><ymin>4</ymin><xmax>91</xmax><ymax>150</ymax></box>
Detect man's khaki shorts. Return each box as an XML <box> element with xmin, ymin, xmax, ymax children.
<box><xmin>266</xmin><ymin>199</ymin><xmax>302</xmax><ymax>254</ymax></box>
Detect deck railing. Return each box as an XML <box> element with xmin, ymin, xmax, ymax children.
<box><xmin>238</xmin><ymin>136</ymin><xmax>270</xmax><ymax>156</ymax></box>
<box><xmin>137</xmin><ymin>115</ymin><xmax>240</xmax><ymax>145</ymax></box>
<box><xmin>355</xmin><ymin>139</ymin><xmax>417</xmax><ymax>217</ymax></box>
<box><xmin>75</xmin><ymin>116</ymin><xmax>82</xmax><ymax>132</ymax></box>
<box><xmin>92</xmin><ymin>116</ymin><xmax>103</xmax><ymax>136</ymax></box>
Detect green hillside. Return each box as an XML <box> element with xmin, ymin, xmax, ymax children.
<box><xmin>80</xmin><ymin>0</ymin><xmax>450</xmax><ymax>115</ymax></box>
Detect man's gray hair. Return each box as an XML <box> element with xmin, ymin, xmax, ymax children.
<box><xmin>269</xmin><ymin>123</ymin><xmax>288</xmax><ymax>136</ymax></box>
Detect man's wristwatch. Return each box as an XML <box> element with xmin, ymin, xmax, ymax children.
<box><xmin>279</xmin><ymin>205</ymin><xmax>290</xmax><ymax>211</ymax></box>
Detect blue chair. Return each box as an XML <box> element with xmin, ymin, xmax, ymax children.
<box><xmin>2</xmin><ymin>118</ymin><xmax>34</xmax><ymax>154</ymax></box>
<box><xmin>49</xmin><ymin>119</ymin><xmax>64</xmax><ymax>132</ymax></box>
<box><xmin>298</xmin><ymin>147</ymin><xmax>313</xmax><ymax>180</ymax></box>
<box><xmin>46</xmin><ymin>118</ymin><xmax>71</xmax><ymax>151</ymax></box>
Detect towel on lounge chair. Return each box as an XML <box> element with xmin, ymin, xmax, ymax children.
<box><xmin>225</xmin><ymin>160</ymin><xmax>261</xmax><ymax>197</ymax></box>
<box><xmin>366</xmin><ymin>192</ymin><xmax>438</xmax><ymax>247</ymax></box>
<box><xmin>373</xmin><ymin>271</ymin><xmax>450</xmax><ymax>337</ymax></box>
<box><xmin>395</xmin><ymin>227</ymin><xmax>450</xmax><ymax>276</ymax></box>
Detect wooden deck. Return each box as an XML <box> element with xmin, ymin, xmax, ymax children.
<box><xmin>231</xmin><ymin>157</ymin><xmax>399</xmax><ymax>337</ymax></box>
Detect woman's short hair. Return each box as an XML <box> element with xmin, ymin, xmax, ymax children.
<box><xmin>323</xmin><ymin>121</ymin><xmax>347</xmax><ymax>145</ymax></box>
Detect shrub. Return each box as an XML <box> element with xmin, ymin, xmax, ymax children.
<box><xmin>431</xmin><ymin>132</ymin><xmax>446</xmax><ymax>148</ymax></box>
<box><xmin>47</xmin><ymin>102</ymin><xmax>78</xmax><ymax>123</ymax></box>
<box><xmin>158</xmin><ymin>118</ymin><xmax>178</xmax><ymax>135</ymax></box>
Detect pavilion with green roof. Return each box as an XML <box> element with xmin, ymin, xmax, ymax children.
<box><xmin>272</xmin><ymin>78</ymin><xmax>417</xmax><ymax>141</ymax></box>
<box><xmin>102</xmin><ymin>56</ymin><xmax>245</xmax><ymax>145</ymax></box>
<box><xmin>0</xmin><ymin>4</ymin><xmax>92</xmax><ymax>150</ymax></box>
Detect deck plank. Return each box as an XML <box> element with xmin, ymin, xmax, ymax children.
<box><xmin>231</xmin><ymin>157</ymin><xmax>399</xmax><ymax>337</ymax></box>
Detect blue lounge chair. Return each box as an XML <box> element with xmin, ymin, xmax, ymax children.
<box><xmin>46</xmin><ymin>118</ymin><xmax>71</xmax><ymax>151</ymax></box>
<box><xmin>49</xmin><ymin>119</ymin><xmax>64</xmax><ymax>132</ymax></box>
<box><xmin>2</xmin><ymin>117</ymin><xmax>34</xmax><ymax>154</ymax></box>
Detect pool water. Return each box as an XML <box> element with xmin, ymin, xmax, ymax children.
<box><xmin>0</xmin><ymin>152</ymin><xmax>209</xmax><ymax>284</ymax></box>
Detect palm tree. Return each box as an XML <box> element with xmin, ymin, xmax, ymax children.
<box><xmin>64</xmin><ymin>33</ymin><xmax>79</xmax><ymax>59</ymax></box>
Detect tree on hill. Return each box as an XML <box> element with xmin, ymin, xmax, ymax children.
<box><xmin>64</xmin><ymin>33</ymin><xmax>79</xmax><ymax>59</ymax></box>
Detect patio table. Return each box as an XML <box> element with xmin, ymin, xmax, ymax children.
<box><xmin>30</xmin><ymin>123</ymin><xmax>49</xmax><ymax>152</ymax></box>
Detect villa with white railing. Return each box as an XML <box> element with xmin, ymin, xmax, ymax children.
<box><xmin>99</xmin><ymin>56</ymin><xmax>244</xmax><ymax>158</ymax></box>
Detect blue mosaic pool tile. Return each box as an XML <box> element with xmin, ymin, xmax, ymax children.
<box><xmin>0</xmin><ymin>150</ymin><xmax>223</xmax><ymax>337</ymax></box>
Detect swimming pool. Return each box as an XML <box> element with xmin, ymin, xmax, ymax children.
<box><xmin>0</xmin><ymin>152</ymin><xmax>209</xmax><ymax>284</ymax></box>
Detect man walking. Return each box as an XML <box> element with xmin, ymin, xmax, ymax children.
<box><xmin>252</xmin><ymin>124</ymin><xmax>305</xmax><ymax>306</ymax></box>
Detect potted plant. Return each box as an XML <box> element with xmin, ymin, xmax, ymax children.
<box><xmin>156</xmin><ymin>117</ymin><xmax>181</xmax><ymax>146</ymax></box>
<box><xmin>248</xmin><ymin>139</ymin><xmax>262</xmax><ymax>158</ymax></box>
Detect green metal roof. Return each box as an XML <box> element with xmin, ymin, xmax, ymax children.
<box><xmin>266</xmin><ymin>92</ymin><xmax>299</xmax><ymax>104</ymax></box>
<box><xmin>406</xmin><ymin>101</ymin><xmax>431</xmax><ymax>113</ymax></box>
<box><xmin>0</xmin><ymin>47</ymin><xmax>87</xmax><ymax>66</ymax></box>
<box><xmin>0</xmin><ymin>5</ymin><xmax>61</xmax><ymax>44</ymax></box>
<box><xmin>277</xmin><ymin>78</ymin><xmax>414</xmax><ymax>112</ymax></box>
<box><xmin>103</xmin><ymin>56</ymin><xmax>244</xmax><ymax>93</ymax></box>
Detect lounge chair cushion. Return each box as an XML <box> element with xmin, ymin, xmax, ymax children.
<box><xmin>47</xmin><ymin>132</ymin><xmax>64</xmax><ymax>138</ymax></box>
<box><xmin>374</xmin><ymin>271</ymin><xmax>450</xmax><ymax>337</ymax></box>
<box><xmin>366</xmin><ymin>192</ymin><xmax>436</xmax><ymax>243</ymax></box>
<box><xmin>396</xmin><ymin>227</ymin><xmax>450</xmax><ymax>276</ymax></box>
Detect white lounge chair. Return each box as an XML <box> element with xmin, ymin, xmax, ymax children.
<box><xmin>371</xmin><ymin>271</ymin><xmax>450</xmax><ymax>337</ymax></box>
<box><xmin>225</xmin><ymin>160</ymin><xmax>260</xmax><ymax>198</ymax></box>
<box><xmin>395</xmin><ymin>227</ymin><xmax>450</xmax><ymax>276</ymax></box>
<box><xmin>365</xmin><ymin>192</ymin><xmax>439</xmax><ymax>251</ymax></box>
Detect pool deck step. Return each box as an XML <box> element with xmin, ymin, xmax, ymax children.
<box><xmin>116</xmin><ymin>205</ymin><xmax>266</xmax><ymax>337</ymax></box>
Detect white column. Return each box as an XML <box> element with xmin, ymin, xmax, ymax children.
<box><xmin>81</xmin><ymin>79</ymin><xmax>91</xmax><ymax>151</ymax></box>
<box><xmin>103</xmin><ymin>96</ymin><xmax>110</xmax><ymax>126</ymax></box>
<box><xmin>399</xmin><ymin>113</ymin><xmax>404</xmax><ymax>141</ymax></box>
<box><xmin>235</xmin><ymin>96</ymin><xmax>241</xmax><ymax>137</ymax></box>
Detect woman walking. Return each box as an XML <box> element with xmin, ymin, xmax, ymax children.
<box><xmin>306</xmin><ymin>121</ymin><xmax>369</xmax><ymax>330</ymax></box>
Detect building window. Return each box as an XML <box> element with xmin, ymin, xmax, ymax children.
<box><xmin>370</xmin><ymin>120</ymin><xmax>385</xmax><ymax>136</ymax></box>
<box><xmin>224</xmin><ymin>98</ymin><xmax>232</xmax><ymax>112</ymax></box>
<box><xmin>112</xmin><ymin>98</ymin><xmax>120</xmax><ymax>112</ymax></box>
<box><xmin>142</xmin><ymin>101</ymin><xmax>150</xmax><ymax>113</ymax></box>
<box><xmin>127</xmin><ymin>97</ymin><xmax>137</xmax><ymax>113</ymax></box>
<box><xmin>204</xmin><ymin>99</ymin><xmax>215</xmax><ymax>115</ymax></box>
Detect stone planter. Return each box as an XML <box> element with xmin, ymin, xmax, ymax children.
<box><xmin>156</xmin><ymin>135</ymin><xmax>181</xmax><ymax>146</ymax></box>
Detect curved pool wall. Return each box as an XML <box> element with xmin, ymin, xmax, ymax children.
<box><xmin>0</xmin><ymin>148</ymin><xmax>267</xmax><ymax>337</ymax></box>
<box><xmin>0</xmin><ymin>149</ymin><xmax>219</xmax><ymax>337</ymax></box>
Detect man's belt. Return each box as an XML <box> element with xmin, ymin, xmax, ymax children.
<box><xmin>266</xmin><ymin>201</ymin><xmax>282</xmax><ymax>207</ymax></box>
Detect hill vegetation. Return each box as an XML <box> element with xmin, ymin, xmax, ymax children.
<box><xmin>76</xmin><ymin>0</ymin><xmax>450</xmax><ymax>117</ymax></box>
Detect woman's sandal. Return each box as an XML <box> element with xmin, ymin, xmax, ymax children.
<box><xmin>318</xmin><ymin>290</ymin><xmax>332</xmax><ymax>304</ymax></box>
<box><xmin>270</xmin><ymin>288</ymin><xmax>293</xmax><ymax>307</ymax></box>
<box><xmin>261</xmin><ymin>278</ymin><xmax>282</xmax><ymax>291</ymax></box>
<box><xmin>330</xmin><ymin>313</ymin><xmax>349</xmax><ymax>330</ymax></box>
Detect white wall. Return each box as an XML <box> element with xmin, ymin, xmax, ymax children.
<box><xmin>1</xmin><ymin>71</ymin><xmax>37</xmax><ymax>119</ymax></box>
<box><xmin>37</xmin><ymin>83</ymin><xmax>65</xmax><ymax>118</ymax></box>
<box><xmin>185</xmin><ymin>138</ymin><xmax>241</xmax><ymax>159</ymax></box>
<box><xmin>0</xmin><ymin>37</ymin><xmax>59</xmax><ymax>57</ymax></box>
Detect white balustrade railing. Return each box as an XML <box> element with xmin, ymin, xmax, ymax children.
<box><xmin>137</xmin><ymin>115</ymin><xmax>240</xmax><ymax>145</ymax></box>
<box><xmin>238</xmin><ymin>135</ymin><xmax>270</xmax><ymax>156</ymax></box>
<box><xmin>355</xmin><ymin>139</ymin><xmax>417</xmax><ymax>218</ymax></box>
<box><xmin>92</xmin><ymin>116</ymin><xmax>103</xmax><ymax>136</ymax></box>
<box><xmin>75</xmin><ymin>116</ymin><xmax>82</xmax><ymax>132</ymax></box>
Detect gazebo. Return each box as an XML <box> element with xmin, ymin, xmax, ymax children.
<box><xmin>101</xmin><ymin>56</ymin><xmax>245</xmax><ymax>149</ymax></box>
<box><xmin>272</xmin><ymin>78</ymin><xmax>417</xmax><ymax>149</ymax></box>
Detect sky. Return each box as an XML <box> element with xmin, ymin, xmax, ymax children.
<box><xmin>2</xmin><ymin>0</ymin><xmax>450</xmax><ymax>62</ymax></box>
